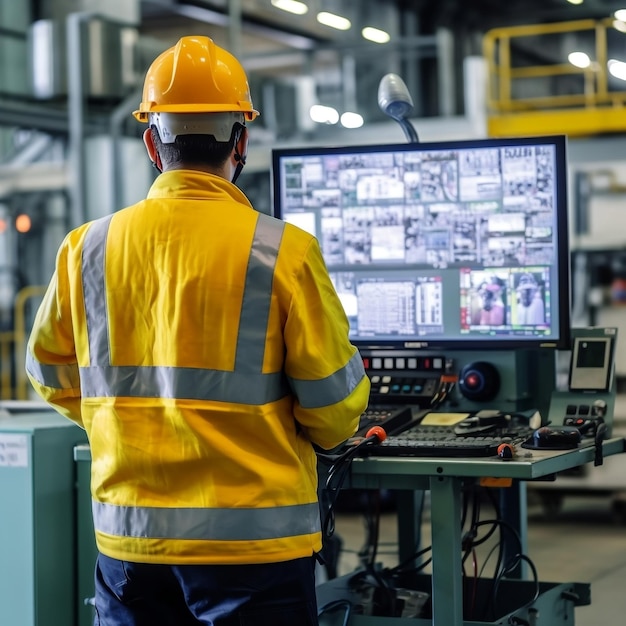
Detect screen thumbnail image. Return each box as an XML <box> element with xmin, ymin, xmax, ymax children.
<box><xmin>319</xmin><ymin>212</ymin><xmax>344</xmax><ymax>265</ymax></box>
<box><xmin>466</xmin><ymin>271</ymin><xmax>509</xmax><ymax>327</ymax></box>
<box><xmin>355</xmin><ymin>280</ymin><xmax>416</xmax><ymax>336</ymax></box>
<box><xmin>331</xmin><ymin>272</ymin><xmax>358</xmax><ymax>318</ymax></box>
<box><xmin>420</xmin><ymin>156</ymin><xmax>459</xmax><ymax>202</ymax></box>
<box><xmin>511</xmin><ymin>269</ymin><xmax>549</xmax><ymax>326</ymax></box>
<box><xmin>415</xmin><ymin>277</ymin><xmax>443</xmax><ymax>328</ymax></box>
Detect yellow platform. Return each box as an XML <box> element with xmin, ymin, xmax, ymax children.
<box><xmin>488</xmin><ymin>106</ymin><xmax>626</xmax><ymax>138</ymax></box>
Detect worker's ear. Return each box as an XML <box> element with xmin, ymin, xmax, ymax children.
<box><xmin>143</xmin><ymin>128</ymin><xmax>162</xmax><ymax>172</ymax></box>
<box><xmin>143</xmin><ymin>128</ymin><xmax>156</xmax><ymax>160</ymax></box>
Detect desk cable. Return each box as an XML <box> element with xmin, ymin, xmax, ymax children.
<box><xmin>317</xmin><ymin>599</ymin><xmax>351</xmax><ymax>626</ymax></box>
<box><xmin>318</xmin><ymin>426</ymin><xmax>387</xmax><ymax>540</ymax></box>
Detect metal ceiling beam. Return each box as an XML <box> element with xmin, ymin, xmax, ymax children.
<box><xmin>140</xmin><ymin>0</ymin><xmax>317</xmax><ymax>50</ymax></box>
<box><xmin>0</xmin><ymin>162</ymin><xmax>68</xmax><ymax>197</ymax></box>
<box><xmin>0</xmin><ymin>99</ymin><xmax>107</xmax><ymax>135</ymax></box>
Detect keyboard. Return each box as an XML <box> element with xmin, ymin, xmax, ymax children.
<box><xmin>361</xmin><ymin>425</ymin><xmax>531</xmax><ymax>458</ymax></box>
<box><xmin>353</xmin><ymin>405</ymin><xmax>415</xmax><ymax>438</ymax></box>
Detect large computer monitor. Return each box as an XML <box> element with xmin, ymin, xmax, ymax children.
<box><xmin>272</xmin><ymin>135</ymin><xmax>570</xmax><ymax>352</ymax></box>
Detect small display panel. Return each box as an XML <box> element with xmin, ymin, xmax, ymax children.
<box><xmin>569</xmin><ymin>336</ymin><xmax>614</xmax><ymax>391</ymax></box>
<box><xmin>272</xmin><ymin>136</ymin><xmax>570</xmax><ymax>350</ymax></box>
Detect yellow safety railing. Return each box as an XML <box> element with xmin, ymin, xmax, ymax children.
<box><xmin>483</xmin><ymin>18</ymin><xmax>626</xmax><ymax>137</ymax></box>
<box><xmin>0</xmin><ymin>330</ymin><xmax>15</xmax><ymax>400</ymax></box>
<box><xmin>0</xmin><ymin>285</ymin><xmax>47</xmax><ymax>400</ymax></box>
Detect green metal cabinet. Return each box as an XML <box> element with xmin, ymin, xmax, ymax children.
<box><xmin>0</xmin><ymin>412</ymin><xmax>87</xmax><ymax>626</ymax></box>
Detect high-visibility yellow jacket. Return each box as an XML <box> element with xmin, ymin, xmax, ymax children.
<box><xmin>26</xmin><ymin>170</ymin><xmax>370</xmax><ymax>565</ymax></box>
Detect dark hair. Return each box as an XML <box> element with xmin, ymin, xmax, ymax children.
<box><xmin>150</xmin><ymin>123</ymin><xmax>243</xmax><ymax>169</ymax></box>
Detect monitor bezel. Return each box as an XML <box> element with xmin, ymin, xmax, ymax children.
<box><xmin>271</xmin><ymin>135</ymin><xmax>571</xmax><ymax>352</ymax></box>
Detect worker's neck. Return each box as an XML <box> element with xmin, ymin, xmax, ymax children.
<box><xmin>163</xmin><ymin>163</ymin><xmax>229</xmax><ymax>179</ymax></box>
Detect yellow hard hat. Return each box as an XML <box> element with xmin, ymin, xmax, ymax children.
<box><xmin>133</xmin><ymin>35</ymin><xmax>259</xmax><ymax>123</ymax></box>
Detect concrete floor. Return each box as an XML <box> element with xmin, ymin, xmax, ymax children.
<box><xmin>330</xmin><ymin>489</ymin><xmax>626</xmax><ymax>624</ymax></box>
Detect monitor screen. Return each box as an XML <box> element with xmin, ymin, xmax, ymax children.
<box><xmin>271</xmin><ymin>135</ymin><xmax>570</xmax><ymax>351</ymax></box>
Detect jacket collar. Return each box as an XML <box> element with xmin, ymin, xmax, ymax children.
<box><xmin>147</xmin><ymin>169</ymin><xmax>253</xmax><ymax>208</ymax></box>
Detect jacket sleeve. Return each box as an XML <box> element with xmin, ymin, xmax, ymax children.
<box><xmin>25</xmin><ymin>241</ymin><xmax>84</xmax><ymax>427</ymax></box>
<box><xmin>283</xmin><ymin>237</ymin><xmax>370</xmax><ymax>450</ymax></box>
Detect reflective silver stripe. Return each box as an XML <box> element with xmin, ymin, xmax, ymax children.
<box><xmin>25</xmin><ymin>350</ymin><xmax>80</xmax><ymax>390</ymax></box>
<box><xmin>79</xmin><ymin>365</ymin><xmax>289</xmax><ymax>404</ymax></box>
<box><xmin>82</xmin><ymin>215</ymin><xmax>114</xmax><ymax>366</ymax></box>
<box><xmin>92</xmin><ymin>500</ymin><xmax>321</xmax><ymax>541</ymax></box>
<box><xmin>235</xmin><ymin>214</ymin><xmax>284</xmax><ymax>373</ymax></box>
<box><xmin>79</xmin><ymin>212</ymin><xmax>285</xmax><ymax>402</ymax></box>
<box><xmin>288</xmin><ymin>350</ymin><xmax>366</xmax><ymax>409</ymax></box>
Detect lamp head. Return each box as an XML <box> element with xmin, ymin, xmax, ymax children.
<box><xmin>378</xmin><ymin>73</ymin><xmax>414</xmax><ymax>121</ymax></box>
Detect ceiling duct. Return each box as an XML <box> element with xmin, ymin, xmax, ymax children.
<box><xmin>29</xmin><ymin>17</ymin><xmax>139</xmax><ymax>100</ymax></box>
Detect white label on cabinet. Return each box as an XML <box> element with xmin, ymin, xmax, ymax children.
<box><xmin>0</xmin><ymin>434</ymin><xmax>28</xmax><ymax>467</ymax></box>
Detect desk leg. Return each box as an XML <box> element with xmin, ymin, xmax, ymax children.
<box><xmin>396</xmin><ymin>490</ymin><xmax>425</xmax><ymax>568</ymax></box>
<box><xmin>498</xmin><ymin>481</ymin><xmax>528</xmax><ymax>579</ymax></box>
<box><xmin>429</xmin><ymin>475</ymin><xmax>463</xmax><ymax>626</ymax></box>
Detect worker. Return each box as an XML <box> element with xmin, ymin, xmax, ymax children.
<box><xmin>25</xmin><ymin>35</ymin><xmax>370</xmax><ymax>626</ymax></box>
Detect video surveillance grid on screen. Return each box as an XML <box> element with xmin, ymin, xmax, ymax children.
<box><xmin>273</xmin><ymin>135</ymin><xmax>570</xmax><ymax>351</ymax></box>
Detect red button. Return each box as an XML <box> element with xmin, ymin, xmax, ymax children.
<box><xmin>466</xmin><ymin>374</ymin><xmax>480</xmax><ymax>388</ymax></box>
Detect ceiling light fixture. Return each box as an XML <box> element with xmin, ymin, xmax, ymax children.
<box><xmin>362</xmin><ymin>26</ymin><xmax>390</xmax><ymax>44</ymax></box>
<box><xmin>608</xmin><ymin>59</ymin><xmax>626</xmax><ymax>80</ymax></box>
<box><xmin>271</xmin><ymin>0</ymin><xmax>308</xmax><ymax>15</ymax></box>
<box><xmin>568</xmin><ymin>51</ymin><xmax>591</xmax><ymax>68</ymax></box>
<box><xmin>340</xmin><ymin>111</ymin><xmax>364</xmax><ymax>128</ymax></box>
<box><xmin>566</xmin><ymin>0</ymin><xmax>584</xmax><ymax>5</ymax></box>
<box><xmin>317</xmin><ymin>11</ymin><xmax>351</xmax><ymax>30</ymax></box>
<box><xmin>310</xmin><ymin>104</ymin><xmax>339</xmax><ymax>124</ymax></box>
<box><xmin>614</xmin><ymin>19</ymin><xmax>626</xmax><ymax>33</ymax></box>
<box><xmin>615</xmin><ymin>9</ymin><xmax>626</xmax><ymax>22</ymax></box>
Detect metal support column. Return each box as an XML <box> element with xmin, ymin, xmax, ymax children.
<box><xmin>429</xmin><ymin>474</ymin><xmax>463</xmax><ymax>626</ymax></box>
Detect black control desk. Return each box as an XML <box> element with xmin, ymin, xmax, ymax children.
<box><xmin>330</xmin><ymin>437</ymin><xmax>626</xmax><ymax>626</ymax></box>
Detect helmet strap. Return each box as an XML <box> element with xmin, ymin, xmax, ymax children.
<box><xmin>152</xmin><ymin>154</ymin><xmax>163</xmax><ymax>173</ymax></box>
<box><xmin>232</xmin><ymin>160</ymin><xmax>245</xmax><ymax>184</ymax></box>
<box><xmin>231</xmin><ymin>124</ymin><xmax>247</xmax><ymax>184</ymax></box>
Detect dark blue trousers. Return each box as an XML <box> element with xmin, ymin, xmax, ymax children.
<box><xmin>94</xmin><ymin>553</ymin><xmax>319</xmax><ymax>626</ymax></box>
